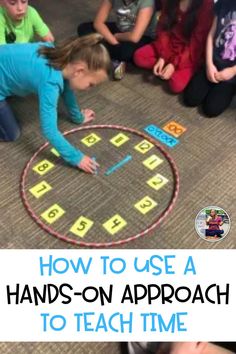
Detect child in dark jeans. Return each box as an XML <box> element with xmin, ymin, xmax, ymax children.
<box><xmin>184</xmin><ymin>0</ymin><xmax>236</xmax><ymax>117</ymax></box>
<box><xmin>77</xmin><ymin>0</ymin><xmax>159</xmax><ymax>80</ymax></box>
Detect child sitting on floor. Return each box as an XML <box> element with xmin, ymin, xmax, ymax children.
<box><xmin>133</xmin><ymin>0</ymin><xmax>214</xmax><ymax>93</ymax></box>
<box><xmin>77</xmin><ymin>0</ymin><xmax>158</xmax><ymax>80</ymax></box>
<box><xmin>184</xmin><ymin>0</ymin><xmax>236</xmax><ymax>117</ymax></box>
<box><xmin>0</xmin><ymin>34</ymin><xmax>111</xmax><ymax>174</ymax></box>
<box><xmin>0</xmin><ymin>0</ymin><xmax>54</xmax><ymax>44</ymax></box>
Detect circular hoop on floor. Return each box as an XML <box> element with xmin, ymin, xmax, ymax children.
<box><xmin>21</xmin><ymin>124</ymin><xmax>180</xmax><ymax>247</ymax></box>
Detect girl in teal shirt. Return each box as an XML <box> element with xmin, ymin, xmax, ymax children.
<box><xmin>0</xmin><ymin>34</ymin><xmax>111</xmax><ymax>174</ymax></box>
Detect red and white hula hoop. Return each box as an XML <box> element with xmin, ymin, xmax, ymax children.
<box><xmin>21</xmin><ymin>124</ymin><xmax>180</xmax><ymax>247</ymax></box>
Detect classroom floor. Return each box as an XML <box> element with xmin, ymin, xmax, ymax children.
<box><xmin>0</xmin><ymin>0</ymin><xmax>235</xmax><ymax>352</ymax></box>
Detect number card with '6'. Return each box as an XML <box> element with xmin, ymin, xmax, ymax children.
<box><xmin>41</xmin><ymin>204</ymin><xmax>65</xmax><ymax>224</ymax></box>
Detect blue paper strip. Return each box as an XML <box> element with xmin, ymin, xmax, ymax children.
<box><xmin>105</xmin><ymin>155</ymin><xmax>132</xmax><ymax>176</ymax></box>
<box><xmin>144</xmin><ymin>124</ymin><xmax>179</xmax><ymax>148</ymax></box>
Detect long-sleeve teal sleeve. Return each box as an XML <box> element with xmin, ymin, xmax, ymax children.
<box><xmin>0</xmin><ymin>42</ymin><xmax>87</xmax><ymax>167</ymax></box>
<box><xmin>62</xmin><ymin>80</ymin><xmax>84</xmax><ymax>124</ymax></box>
<box><xmin>39</xmin><ymin>82</ymin><xmax>84</xmax><ymax>166</ymax></box>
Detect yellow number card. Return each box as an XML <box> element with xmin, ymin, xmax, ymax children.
<box><xmin>143</xmin><ymin>154</ymin><xmax>163</xmax><ymax>170</ymax></box>
<box><xmin>70</xmin><ymin>216</ymin><xmax>94</xmax><ymax>238</ymax></box>
<box><xmin>134</xmin><ymin>140</ymin><xmax>154</xmax><ymax>154</ymax></box>
<box><xmin>29</xmin><ymin>181</ymin><xmax>52</xmax><ymax>199</ymax></box>
<box><xmin>32</xmin><ymin>159</ymin><xmax>55</xmax><ymax>176</ymax></box>
<box><xmin>147</xmin><ymin>174</ymin><xmax>169</xmax><ymax>190</ymax></box>
<box><xmin>41</xmin><ymin>204</ymin><xmax>65</xmax><ymax>224</ymax></box>
<box><xmin>110</xmin><ymin>133</ymin><xmax>130</xmax><ymax>147</ymax></box>
<box><xmin>81</xmin><ymin>133</ymin><xmax>101</xmax><ymax>147</ymax></box>
<box><xmin>50</xmin><ymin>148</ymin><xmax>60</xmax><ymax>157</ymax></box>
<box><xmin>103</xmin><ymin>214</ymin><xmax>127</xmax><ymax>235</ymax></box>
<box><xmin>134</xmin><ymin>196</ymin><xmax>158</xmax><ymax>214</ymax></box>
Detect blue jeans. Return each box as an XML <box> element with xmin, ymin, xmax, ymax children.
<box><xmin>0</xmin><ymin>100</ymin><xmax>20</xmax><ymax>141</ymax></box>
<box><xmin>205</xmin><ymin>229</ymin><xmax>224</xmax><ymax>237</ymax></box>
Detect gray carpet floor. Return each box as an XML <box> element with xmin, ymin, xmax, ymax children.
<box><xmin>0</xmin><ymin>0</ymin><xmax>235</xmax><ymax>352</ymax></box>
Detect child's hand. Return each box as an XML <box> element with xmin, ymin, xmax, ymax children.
<box><xmin>42</xmin><ymin>31</ymin><xmax>55</xmax><ymax>43</ymax></box>
<box><xmin>215</xmin><ymin>67</ymin><xmax>236</xmax><ymax>82</ymax></box>
<box><xmin>153</xmin><ymin>58</ymin><xmax>165</xmax><ymax>76</ymax></box>
<box><xmin>114</xmin><ymin>33</ymin><xmax>122</xmax><ymax>42</ymax></box>
<box><xmin>206</xmin><ymin>63</ymin><xmax>219</xmax><ymax>83</ymax></box>
<box><xmin>81</xmin><ymin>109</ymin><xmax>95</xmax><ymax>123</ymax></box>
<box><xmin>159</xmin><ymin>63</ymin><xmax>175</xmax><ymax>80</ymax></box>
<box><xmin>77</xmin><ymin>156</ymin><xmax>99</xmax><ymax>174</ymax></box>
<box><xmin>170</xmin><ymin>342</ymin><xmax>207</xmax><ymax>354</ymax></box>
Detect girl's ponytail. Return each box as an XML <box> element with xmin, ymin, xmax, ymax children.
<box><xmin>39</xmin><ymin>33</ymin><xmax>111</xmax><ymax>74</ymax></box>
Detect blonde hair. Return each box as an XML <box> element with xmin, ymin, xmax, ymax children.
<box><xmin>39</xmin><ymin>33</ymin><xmax>111</xmax><ymax>74</ymax></box>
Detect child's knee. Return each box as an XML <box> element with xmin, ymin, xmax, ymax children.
<box><xmin>168</xmin><ymin>79</ymin><xmax>186</xmax><ymax>94</ymax></box>
<box><xmin>13</xmin><ymin>128</ymin><xmax>21</xmax><ymax>141</ymax></box>
<box><xmin>202</xmin><ymin>102</ymin><xmax>224</xmax><ymax>118</ymax></box>
<box><xmin>6</xmin><ymin>127</ymin><xmax>21</xmax><ymax>141</ymax></box>
<box><xmin>183</xmin><ymin>90</ymin><xmax>198</xmax><ymax>107</ymax></box>
<box><xmin>169</xmin><ymin>70</ymin><xmax>193</xmax><ymax>94</ymax></box>
<box><xmin>133</xmin><ymin>48</ymin><xmax>144</xmax><ymax>67</ymax></box>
